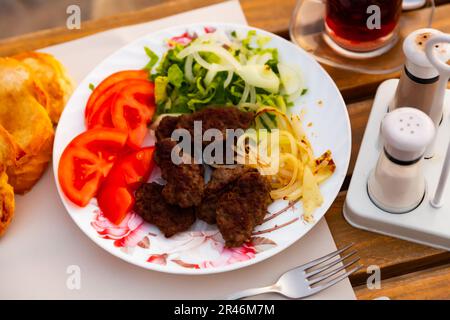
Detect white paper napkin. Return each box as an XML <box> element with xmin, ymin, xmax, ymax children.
<box><xmin>0</xmin><ymin>0</ymin><xmax>356</xmax><ymax>300</ymax></box>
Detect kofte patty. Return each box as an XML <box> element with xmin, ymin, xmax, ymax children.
<box><xmin>155</xmin><ymin>138</ymin><xmax>205</xmax><ymax>208</ymax></box>
<box><xmin>216</xmin><ymin>171</ymin><xmax>272</xmax><ymax>247</ymax></box>
<box><xmin>155</xmin><ymin>115</ymin><xmax>179</xmax><ymax>141</ymax></box>
<box><xmin>176</xmin><ymin>106</ymin><xmax>254</xmax><ymax>143</ymax></box>
<box><xmin>154</xmin><ymin>106</ymin><xmax>254</xmax><ymax>168</ymax></box>
<box><xmin>134</xmin><ymin>183</ymin><xmax>196</xmax><ymax>237</ymax></box>
<box><xmin>196</xmin><ymin>166</ymin><xmax>255</xmax><ymax>224</ymax></box>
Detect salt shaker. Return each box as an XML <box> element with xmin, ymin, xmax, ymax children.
<box><xmin>368</xmin><ymin>107</ymin><xmax>435</xmax><ymax>213</ymax></box>
<box><xmin>389</xmin><ymin>28</ymin><xmax>449</xmax><ymax>126</ymax></box>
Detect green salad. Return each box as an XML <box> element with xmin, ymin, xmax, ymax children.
<box><xmin>144</xmin><ymin>28</ymin><xmax>306</xmax><ymax>115</ymax></box>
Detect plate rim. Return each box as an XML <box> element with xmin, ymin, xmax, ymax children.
<box><xmin>52</xmin><ymin>22</ymin><xmax>352</xmax><ymax>275</ymax></box>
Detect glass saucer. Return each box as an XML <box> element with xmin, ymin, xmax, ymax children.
<box><xmin>289</xmin><ymin>0</ymin><xmax>438</xmax><ymax>74</ymax></box>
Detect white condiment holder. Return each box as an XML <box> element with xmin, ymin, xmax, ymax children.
<box><xmin>344</xmin><ymin>79</ymin><xmax>450</xmax><ymax>251</ymax></box>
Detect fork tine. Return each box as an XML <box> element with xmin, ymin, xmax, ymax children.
<box><xmin>308</xmin><ymin>257</ymin><xmax>360</xmax><ymax>286</ymax></box>
<box><xmin>300</xmin><ymin>243</ymin><xmax>354</xmax><ymax>270</ymax></box>
<box><xmin>306</xmin><ymin>250</ymin><xmax>358</xmax><ymax>278</ymax></box>
<box><xmin>309</xmin><ymin>265</ymin><xmax>363</xmax><ymax>295</ymax></box>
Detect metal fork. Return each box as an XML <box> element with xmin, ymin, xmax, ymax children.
<box><xmin>226</xmin><ymin>243</ymin><xmax>362</xmax><ymax>300</ymax></box>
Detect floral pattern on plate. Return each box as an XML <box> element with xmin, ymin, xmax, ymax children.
<box><xmin>90</xmin><ymin>208</ymin><xmax>284</xmax><ymax>269</ymax></box>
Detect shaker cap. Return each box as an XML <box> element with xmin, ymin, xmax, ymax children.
<box><xmin>403</xmin><ymin>28</ymin><xmax>449</xmax><ymax>79</ymax></box>
<box><xmin>382</xmin><ymin>107</ymin><xmax>435</xmax><ymax>162</ymax></box>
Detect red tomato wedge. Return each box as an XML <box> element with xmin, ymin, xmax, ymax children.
<box><xmin>85</xmin><ymin>70</ymin><xmax>149</xmax><ymax>123</ymax></box>
<box><xmin>58</xmin><ymin>128</ymin><xmax>128</xmax><ymax>207</ymax></box>
<box><xmin>87</xmin><ymin>79</ymin><xmax>151</xmax><ymax>129</ymax></box>
<box><xmin>97</xmin><ymin>147</ymin><xmax>155</xmax><ymax>224</ymax></box>
<box><xmin>110</xmin><ymin>81</ymin><xmax>156</xmax><ymax>149</ymax></box>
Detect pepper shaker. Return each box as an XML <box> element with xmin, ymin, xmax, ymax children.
<box><xmin>389</xmin><ymin>28</ymin><xmax>449</xmax><ymax>125</ymax></box>
<box><xmin>368</xmin><ymin>107</ymin><xmax>435</xmax><ymax>213</ymax></box>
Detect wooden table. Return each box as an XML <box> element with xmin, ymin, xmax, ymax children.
<box><xmin>1</xmin><ymin>0</ymin><xmax>449</xmax><ymax>300</ymax></box>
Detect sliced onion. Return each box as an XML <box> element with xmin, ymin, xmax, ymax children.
<box><xmin>287</xmin><ymin>89</ymin><xmax>303</xmax><ymax>103</ymax></box>
<box><xmin>204</xmin><ymin>69</ymin><xmax>218</xmax><ymax>86</ymax></box>
<box><xmin>238</xmin><ymin>52</ymin><xmax>247</xmax><ymax>65</ymax></box>
<box><xmin>192</xmin><ymin>52</ymin><xmax>211</xmax><ymax>69</ymax></box>
<box><xmin>278</xmin><ymin>63</ymin><xmax>303</xmax><ymax>95</ymax></box>
<box><xmin>224</xmin><ymin>71</ymin><xmax>234</xmax><ymax>88</ymax></box>
<box><xmin>192</xmin><ymin>52</ymin><xmax>232</xmax><ymax>73</ymax></box>
<box><xmin>290</xmin><ymin>113</ymin><xmax>306</xmax><ymax>139</ymax></box>
<box><xmin>247</xmin><ymin>55</ymin><xmax>259</xmax><ymax>65</ymax></box>
<box><xmin>184</xmin><ymin>54</ymin><xmax>194</xmax><ymax>82</ymax></box>
<box><xmin>238</xmin><ymin>103</ymin><xmax>259</xmax><ymax>111</ymax></box>
<box><xmin>200</xmin><ymin>29</ymin><xmax>232</xmax><ymax>46</ymax></box>
<box><xmin>178</xmin><ymin>44</ymin><xmax>241</xmax><ymax>69</ymax></box>
<box><xmin>256</xmin><ymin>52</ymin><xmax>273</xmax><ymax>65</ymax></box>
<box><xmin>247</xmin><ymin>53</ymin><xmax>272</xmax><ymax>66</ymax></box>
<box><xmin>236</xmin><ymin>64</ymin><xmax>280</xmax><ymax>93</ymax></box>
<box><xmin>191</xmin><ymin>52</ymin><xmax>221</xmax><ymax>72</ymax></box>
<box><xmin>178</xmin><ymin>39</ymin><xmax>286</xmax><ymax>96</ymax></box>
<box><xmin>239</xmin><ymin>83</ymin><xmax>250</xmax><ymax>105</ymax></box>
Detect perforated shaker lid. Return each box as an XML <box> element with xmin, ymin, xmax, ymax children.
<box><xmin>382</xmin><ymin>107</ymin><xmax>435</xmax><ymax>162</ymax></box>
<box><xmin>403</xmin><ymin>28</ymin><xmax>449</xmax><ymax>79</ymax></box>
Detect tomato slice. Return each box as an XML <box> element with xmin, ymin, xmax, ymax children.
<box><xmin>58</xmin><ymin>128</ymin><xmax>128</xmax><ymax>207</ymax></box>
<box><xmin>110</xmin><ymin>81</ymin><xmax>156</xmax><ymax>149</ymax></box>
<box><xmin>85</xmin><ymin>70</ymin><xmax>149</xmax><ymax>123</ymax></box>
<box><xmin>87</xmin><ymin>79</ymin><xmax>152</xmax><ymax>129</ymax></box>
<box><xmin>98</xmin><ymin>186</ymin><xmax>134</xmax><ymax>225</ymax></box>
<box><xmin>97</xmin><ymin>147</ymin><xmax>155</xmax><ymax>224</ymax></box>
<box><xmin>87</xmin><ymin>98</ymin><xmax>114</xmax><ymax>129</ymax></box>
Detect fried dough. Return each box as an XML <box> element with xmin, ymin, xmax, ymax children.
<box><xmin>14</xmin><ymin>52</ymin><xmax>74</xmax><ymax>124</ymax></box>
<box><xmin>0</xmin><ymin>170</ymin><xmax>15</xmax><ymax>237</ymax></box>
<box><xmin>0</xmin><ymin>58</ymin><xmax>54</xmax><ymax>193</ymax></box>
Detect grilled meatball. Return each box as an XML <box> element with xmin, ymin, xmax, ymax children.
<box><xmin>155</xmin><ymin>115</ymin><xmax>179</xmax><ymax>141</ymax></box>
<box><xmin>155</xmin><ymin>107</ymin><xmax>253</xmax><ymax>143</ymax></box>
<box><xmin>176</xmin><ymin>107</ymin><xmax>254</xmax><ymax>143</ymax></box>
<box><xmin>216</xmin><ymin>171</ymin><xmax>272</xmax><ymax>247</ymax></box>
<box><xmin>196</xmin><ymin>166</ymin><xmax>255</xmax><ymax>224</ymax></box>
<box><xmin>154</xmin><ymin>106</ymin><xmax>254</xmax><ymax>165</ymax></box>
<box><xmin>155</xmin><ymin>138</ymin><xmax>204</xmax><ymax>208</ymax></box>
<box><xmin>134</xmin><ymin>183</ymin><xmax>195</xmax><ymax>237</ymax></box>
<box><xmin>195</xmin><ymin>197</ymin><xmax>218</xmax><ymax>225</ymax></box>
<box><xmin>207</xmin><ymin>166</ymin><xmax>255</xmax><ymax>192</ymax></box>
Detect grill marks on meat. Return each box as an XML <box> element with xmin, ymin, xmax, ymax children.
<box><xmin>216</xmin><ymin>171</ymin><xmax>272</xmax><ymax>247</ymax></box>
<box><xmin>155</xmin><ymin>139</ymin><xmax>204</xmax><ymax>208</ymax></box>
<box><xmin>196</xmin><ymin>166</ymin><xmax>254</xmax><ymax>224</ymax></box>
<box><xmin>134</xmin><ymin>183</ymin><xmax>195</xmax><ymax>237</ymax></box>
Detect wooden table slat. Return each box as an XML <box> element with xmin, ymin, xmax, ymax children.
<box><xmin>355</xmin><ymin>264</ymin><xmax>450</xmax><ymax>300</ymax></box>
<box><xmin>325</xmin><ymin>194</ymin><xmax>450</xmax><ymax>286</ymax></box>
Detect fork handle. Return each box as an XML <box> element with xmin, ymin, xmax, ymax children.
<box><xmin>226</xmin><ymin>285</ymin><xmax>278</xmax><ymax>300</ymax></box>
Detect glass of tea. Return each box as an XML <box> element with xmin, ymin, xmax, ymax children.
<box><xmin>324</xmin><ymin>0</ymin><xmax>403</xmax><ymax>53</ymax></box>
<box><xmin>290</xmin><ymin>0</ymin><xmax>437</xmax><ymax>73</ymax></box>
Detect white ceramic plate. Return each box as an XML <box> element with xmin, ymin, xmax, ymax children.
<box><xmin>53</xmin><ymin>23</ymin><xmax>351</xmax><ymax>275</ymax></box>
